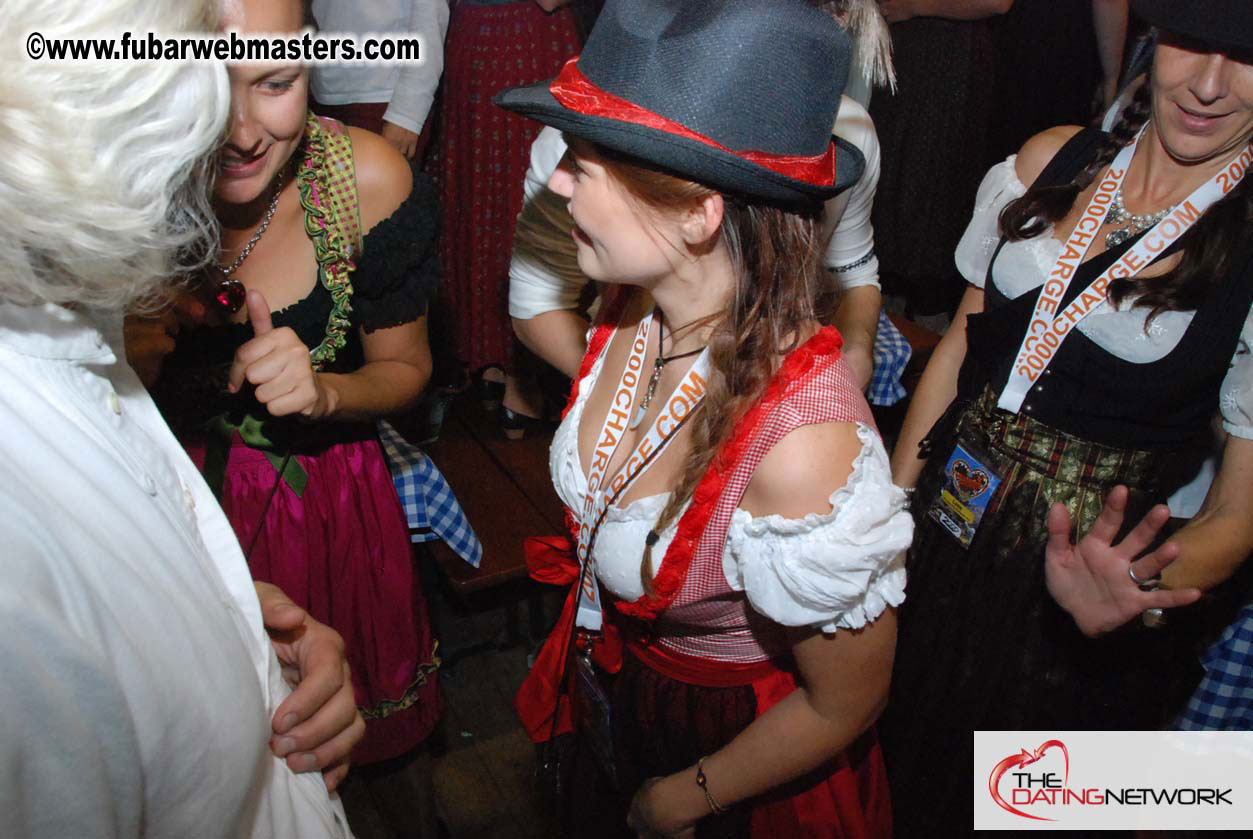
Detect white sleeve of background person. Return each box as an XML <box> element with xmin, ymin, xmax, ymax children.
<box><xmin>383</xmin><ymin>0</ymin><xmax>451</xmax><ymax>134</ymax></box>
<box><xmin>309</xmin><ymin>0</ymin><xmax>449</xmax><ymax>135</ymax></box>
<box><xmin>823</xmin><ymin>97</ymin><xmax>881</xmax><ymax>291</ymax></box>
<box><xmin>509</xmin><ymin>126</ymin><xmax>586</xmax><ymax>319</ymax></box>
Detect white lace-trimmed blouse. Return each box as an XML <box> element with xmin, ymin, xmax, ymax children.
<box><xmin>955</xmin><ymin>157</ymin><xmax>1253</xmax><ymax>440</ymax></box>
<box><xmin>550</xmin><ymin>339</ymin><xmax>912</xmax><ymax>636</ymax></box>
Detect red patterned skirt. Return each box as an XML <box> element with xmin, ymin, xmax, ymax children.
<box><xmin>428</xmin><ymin>0</ymin><xmax>581</xmax><ymax>372</ymax></box>
<box><xmin>185</xmin><ymin>433</ymin><xmax>442</xmax><ymax>766</ymax></box>
<box><xmin>562</xmin><ymin>639</ymin><xmax>892</xmax><ymax>838</ymax></box>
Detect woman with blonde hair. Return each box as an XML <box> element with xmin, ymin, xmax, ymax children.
<box><xmin>499</xmin><ymin>1</ymin><xmax>912</xmax><ymax>835</ymax></box>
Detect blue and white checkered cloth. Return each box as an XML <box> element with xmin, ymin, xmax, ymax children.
<box><xmin>377</xmin><ymin>419</ymin><xmax>483</xmax><ymax>568</ymax></box>
<box><xmin>868</xmin><ymin>310</ymin><xmax>911</xmax><ymax>407</ymax></box>
<box><xmin>1176</xmin><ymin>603</ymin><xmax>1253</xmax><ymax>730</ymax></box>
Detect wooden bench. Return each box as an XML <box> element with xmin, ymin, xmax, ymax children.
<box><xmin>416</xmin><ymin>397</ymin><xmax>567</xmax><ymax>659</ymax></box>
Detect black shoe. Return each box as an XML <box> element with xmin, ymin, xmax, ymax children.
<box><xmin>473</xmin><ymin>363</ymin><xmax>505</xmax><ymax>410</ymax></box>
<box><xmin>500</xmin><ymin>404</ymin><xmax>559</xmax><ymax>441</ymax></box>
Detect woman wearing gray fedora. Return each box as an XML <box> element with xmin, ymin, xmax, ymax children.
<box><xmin>497</xmin><ymin>0</ymin><xmax>912</xmax><ymax>836</ymax></box>
<box><xmin>886</xmin><ymin>0</ymin><xmax>1253</xmax><ymax>831</ymax></box>
<box><xmin>508</xmin><ymin>0</ymin><xmax>897</xmax><ymax>392</ymax></box>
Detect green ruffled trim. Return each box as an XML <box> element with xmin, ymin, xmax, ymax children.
<box><xmin>359</xmin><ymin>641</ymin><xmax>442</xmax><ymax>721</ymax></box>
<box><xmin>297</xmin><ymin>112</ymin><xmax>355</xmax><ymax>371</ymax></box>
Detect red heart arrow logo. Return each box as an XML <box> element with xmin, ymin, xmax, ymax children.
<box><xmin>988</xmin><ymin>740</ymin><xmax>1070</xmax><ymax>821</ymax></box>
<box><xmin>951</xmin><ymin>458</ymin><xmax>991</xmax><ymax>503</ymax></box>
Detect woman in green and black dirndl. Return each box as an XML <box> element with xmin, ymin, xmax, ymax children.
<box><xmin>881</xmin><ymin>3</ymin><xmax>1253</xmax><ymax>832</ymax></box>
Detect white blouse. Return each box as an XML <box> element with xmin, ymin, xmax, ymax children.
<box><xmin>954</xmin><ymin>157</ymin><xmax>1253</xmax><ymax>440</ymax></box>
<box><xmin>550</xmin><ymin>343</ymin><xmax>912</xmax><ymax>634</ymax></box>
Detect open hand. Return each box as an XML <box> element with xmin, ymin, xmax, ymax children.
<box><xmin>1044</xmin><ymin>485</ymin><xmax>1202</xmax><ymax>637</ymax></box>
<box><xmin>228</xmin><ymin>289</ymin><xmax>334</xmax><ymax>418</ymax></box>
<box><xmin>256</xmin><ymin>581</ymin><xmax>364</xmax><ymax>791</ymax></box>
<box><xmin>381</xmin><ymin>120</ymin><xmax>419</xmax><ymax>160</ymax></box>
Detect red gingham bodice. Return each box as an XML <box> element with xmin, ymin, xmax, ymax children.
<box><xmin>646</xmin><ymin>347</ymin><xmax>875</xmax><ymax>662</ymax></box>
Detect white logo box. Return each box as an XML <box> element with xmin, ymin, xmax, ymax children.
<box><xmin>974</xmin><ymin>731</ymin><xmax>1253</xmax><ymax>831</ymax></box>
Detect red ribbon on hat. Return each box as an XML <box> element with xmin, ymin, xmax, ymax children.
<box><xmin>548</xmin><ymin>58</ymin><xmax>837</xmax><ymax>188</ymax></box>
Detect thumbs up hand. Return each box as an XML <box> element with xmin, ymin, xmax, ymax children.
<box><xmin>244</xmin><ymin>287</ymin><xmax>273</xmax><ymax>337</ymax></box>
<box><xmin>228</xmin><ymin>289</ymin><xmax>335</xmax><ymax>418</ymax></box>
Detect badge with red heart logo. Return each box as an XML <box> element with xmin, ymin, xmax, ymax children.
<box><xmin>950</xmin><ymin>459</ymin><xmax>991</xmax><ymax>503</ymax></box>
<box><xmin>927</xmin><ymin>443</ymin><xmax>1003</xmax><ymax>548</ymax></box>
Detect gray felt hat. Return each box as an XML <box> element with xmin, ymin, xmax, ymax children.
<box><xmin>1133</xmin><ymin>0</ymin><xmax>1253</xmax><ymax>53</ymax></box>
<box><xmin>495</xmin><ymin>0</ymin><xmax>865</xmax><ymax>209</ymax></box>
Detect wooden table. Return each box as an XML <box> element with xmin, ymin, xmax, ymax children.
<box><xmin>413</xmin><ymin>396</ymin><xmax>568</xmax><ymax>661</ymax></box>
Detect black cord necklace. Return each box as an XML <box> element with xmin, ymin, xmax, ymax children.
<box><xmin>630</xmin><ymin>310</ymin><xmax>706</xmax><ymax>430</ymax></box>
<box><xmin>243</xmin><ymin>450</ymin><xmax>293</xmax><ymax>560</ymax></box>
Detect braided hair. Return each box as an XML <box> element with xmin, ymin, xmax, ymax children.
<box><xmin>999</xmin><ymin>77</ymin><xmax>1253</xmax><ymax>322</ymax></box>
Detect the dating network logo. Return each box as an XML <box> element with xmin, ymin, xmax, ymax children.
<box><xmin>977</xmin><ymin>732</ymin><xmax>1244</xmax><ymax>829</ymax></box>
<box><xmin>986</xmin><ymin>736</ymin><xmax>1233</xmax><ymax>822</ymax></box>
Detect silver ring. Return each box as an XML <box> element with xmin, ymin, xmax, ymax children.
<box><xmin>1129</xmin><ymin>564</ymin><xmax>1160</xmax><ymax>589</ymax></box>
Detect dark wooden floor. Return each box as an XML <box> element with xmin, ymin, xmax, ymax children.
<box><xmin>346</xmin><ymin>392</ymin><xmax>567</xmax><ymax>839</ymax></box>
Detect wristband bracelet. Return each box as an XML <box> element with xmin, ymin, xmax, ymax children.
<box><xmin>696</xmin><ymin>756</ymin><xmax>728</xmax><ymax>815</ymax></box>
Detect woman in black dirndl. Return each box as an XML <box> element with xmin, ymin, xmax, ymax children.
<box><xmin>882</xmin><ymin>1</ymin><xmax>1253</xmax><ymax>833</ymax></box>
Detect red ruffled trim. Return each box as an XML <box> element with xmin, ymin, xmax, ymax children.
<box><xmin>561</xmin><ymin>286</ymin><xmax>633</xmax><ymax>549</ymax></box>
<box><xmin>549</xmin><ymin>59</ymin><xmax>838</xmax><ymax>188</ymax></box>
<box><xmin>615</xmin><ymin>326</ymin><xmax>844</xmax><ymax>621</ymax></box>
<box><xmin>562</xmin><ymin>285</ymin><xmax>632</xmax><ymax>420</ymax></box>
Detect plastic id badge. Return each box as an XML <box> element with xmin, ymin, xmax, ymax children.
<box><xmin>574</xmin><ymin>652</ymin><xmax>618</xmax><ymax>787</ymax></box>
<box><xmin>926</xmin><ymin>443</ymin><xmax>1003</xmax><ymax>548</ymax></box>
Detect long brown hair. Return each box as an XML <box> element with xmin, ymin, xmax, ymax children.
<box><xmin>999</xmin><ymin>78</ymin><xmax>1253</xmax><ymax>322</ymax></box>
<box><xmin>586</xmin><ymin>144</ymin><xmax>832</xmax><ymax>590</ymax></box>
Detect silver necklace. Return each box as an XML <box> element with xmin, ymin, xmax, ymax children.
<box><xmin>218</xmin><ymin>168</ymin><xmax>285</xmax><ymax>278</ymax></box>
<box><xmin>629</xmin><ymin>311</ymin><xmax>706</xmax><ymax>430</ymax></box>
<box><xmin>1103</xmin><ymin>187</ymin><xmax>1174</xmax><ymax>248</ymax></box>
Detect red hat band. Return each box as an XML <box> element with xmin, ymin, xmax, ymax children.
<box><xmin>548</xmin><ymin>58</ymin><xmax>837</xmax><ymax>188</ymax></box>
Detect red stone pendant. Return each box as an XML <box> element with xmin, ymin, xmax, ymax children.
<box><xmin>215</xmin><ymin>279</ymin><xmax>246</xmax><ymax>314</ymax></box>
